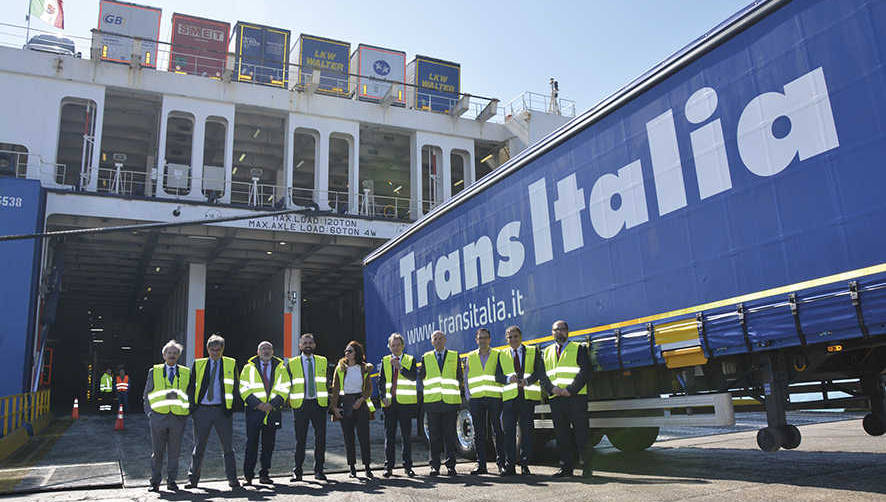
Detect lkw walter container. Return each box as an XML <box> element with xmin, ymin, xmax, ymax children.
<box><xmin>406</xmin><ymin>55</ymin><xmax>460</xmax><ymax>113</ymax></box>
<box><xmin>232</xmin><ymin>21</ymin><xmax>290</xmax><ymax>87</ymax></box>
<box><xmin>94</xmin><ymin>0</ymin><xmax>161</xmax><ymax>68</ymax></box>
<box><xmin>294</xmin><ymin>34</ymin><xmax>351</xmax><ymax>96</ymax></box>
<box><xmin>169</xmin><ymin>13</ymin><xmax>229</xmax><ymax>78</ymax></box>
<box><xmin>350</xmin><ymin>43</ymin><xmax>405</xmax><ymax>105</ymax></box>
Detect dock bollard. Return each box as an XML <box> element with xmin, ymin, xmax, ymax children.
<box><xmin>114</xmin><ymin>404</ymin><xmax>124</xmax><ymax>431</ymax></box>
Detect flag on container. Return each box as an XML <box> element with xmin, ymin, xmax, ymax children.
<box><xmin>30</xmin><ymin>0</ymin><xmax>64</xmax><ymax>29</ymax></box>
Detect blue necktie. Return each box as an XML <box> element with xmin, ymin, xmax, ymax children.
<box><xmin>306</xmin><ymin>357</ymin><xmax>316</xmax><ymax>399</ymax></box>
<box><xmin>168</xmin><ymin>367</ymin><xmax>175</xmax><ymax>385</ymax></box>
<box><xmin>437</xmin><ymin>352</ymin><xmax>444</xmax><ymax>369</ymax></box>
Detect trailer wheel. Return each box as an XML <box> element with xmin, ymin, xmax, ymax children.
<box><xmin>780</xmin><ymin>424</ymin><xmax>801</xmax><ymax>449</ymax></box>
<box><xmin>862</xmin><ymin>413</ymin><xmax>885</xmax><ymax>436</ymax></box>
<box><xmin>606</xmin><ymin>427</ymin><xmax>659</xmax><ymax>452</ymax></box>
<box><xmin>756</xmin><ymin>427</ymin><xmax>782</xmax><ymax>452</ymax></box>
<box><xmin>588</xmin><ymin>429</ymin><xmax>604</xmax><ymax>448</ymax></box>
<box><xmin>456</xmin><ymin>407</ymin><xmax>476</xmax><ymax>459</ymax></box>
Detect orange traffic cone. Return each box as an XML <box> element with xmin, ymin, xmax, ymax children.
<box><xmin>114</xmin><ymin>404</ymin><xmax>124</xmax><ymax>431</ymax></box>
<box><xmin>71</xmin><ymin>398</ymin><xmax>79</xmax><ymax>419</ymax></box>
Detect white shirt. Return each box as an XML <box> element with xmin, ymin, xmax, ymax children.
<box><xmin>343</xmin><ymin>365</ymin><xmax>363</xmax><ymax>394</ymax></box>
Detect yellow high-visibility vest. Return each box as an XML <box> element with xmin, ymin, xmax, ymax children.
<box><xmin>543</xmin><ymin>342</ymin><xmax>587</xmax><ymax>397</ymax></box>
<box><xmin>382</xmin><ymin>353</ymin><xmax>417</xmax><ymax>405</ymax></box>
<box><xmin>287</xmin><ymin>355</ymin><xmax>328</xmax><ymax>409</ymax></box>
<box><xmin>422</xmin><ymin>350</ymin><xmax>461</xmax><ymax>405</ymax></box>
<box><xmin>99</xmin><ymin>373</ymin><xmax>113</xmax><ymax>393</ymax></box>
<box><xmin>239</xmin><ymin>357</ymin><xmax>290</xmax><ymax>404</ymax></box>
<box><xmin>499</xmin><ymin>345</ymin><xmax>542</xmax><ymax>401</ymax></box>
<box><xmin>148</xmin><ymin>364</ymin><xmax>190</xmax><ymax>415</ymax></box>
<box><xmin>194</xmin><ymin>356</ymin><xmax>236</xmax><ymax>409</ymax></box>
<box><xmin>466</xmin><ymin>349</ymin><xmax>502</xmax><ymax>399</ymax></box>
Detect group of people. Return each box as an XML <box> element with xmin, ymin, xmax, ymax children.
<box><xmin>98</xmin><ymin>367</ymin><xmax>130</xmax><ymax>412</ymax></box>
<box><xmin>142</xmin><ymin>320</ymin><xmax>593</xmax><ymax>493</ymax></box>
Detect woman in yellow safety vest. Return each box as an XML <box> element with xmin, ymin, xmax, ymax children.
<box><xmin>330</xmin><ymin>340</ymin><xmax>376</xmax><ymax>479</ymax></box>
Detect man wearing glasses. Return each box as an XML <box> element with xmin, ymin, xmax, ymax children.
<box><xmin>542</xmin><ymin>320</ymin><xmax>593</xmax><ymax>478</ymax></box>
<box><xmin>498</xmin><ymin>325</ymin><xmax>548</xmax><ymax>475</ymax></box>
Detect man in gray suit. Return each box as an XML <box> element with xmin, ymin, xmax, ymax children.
<box><xmin>144</xmin><ymin>340</ymin><xmax>191</xmax><ymax>492</ymax></box>
<box><xmin>184</xmin><ymin>334</ymin><xmax>240</xmax><ymax>490</ymax></box>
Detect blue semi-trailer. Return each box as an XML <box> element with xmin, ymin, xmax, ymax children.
<box><xmin>363</xmin><ymin>0</ymin><xmax>886</xmax><ymax>455</ymax></box>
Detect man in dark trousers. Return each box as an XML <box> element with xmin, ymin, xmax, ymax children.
<box><xmin>497</xmin><ymin>325</ymin><xmax>548</xmax><ymax>475</ymax></box>
<box><xmin>143</xmin><ymin>340</ymin><xmax>190</xmax><ymax>492</ymax></box>
<box><xmin>378</xmin><ymin>332</ymin><xmax>418</xmax><ymax>477</ymax></box>
<box><xmin>239</xmin><ymin>340</ymin><xmax>290</xmax><ymax>485</ymax></box>
<box><xmin>184</xmin><ymin>334</ymin><xmax>240</xmax><ymax>490</ymax></box>
<box><xmin>419</xmin><ymin>330</ymin><xmax>464</xmax><ymax>477</ymax></box>
<box><xmin>287</xmin><ymin>333</ymin><xmax>330</xmax><ymax>482</ymax></box>
<box><xmin>542</xmin><ymin>320</ymin><xmax>593</xmax><ymax>478</ymax></box>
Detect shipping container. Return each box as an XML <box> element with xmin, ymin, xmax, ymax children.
<box><xmin>349</xmin><ymin>43</ymin><xmax>405</xmax><ymax>105</ymax></box>
<box><xmin>168</xmin><ymin>13</ymin><xmax>229</xmax><ymax>78</ymax></box>
<box><xmin>406</xmin><ymin>55</ymin><xmax>460</xmax><ymax>113</ymax></box>
<box><xmin>232</xmin><ymin>22</ymin><xmax>290</xmax><ymax>87</ymax></box>
<box><xmin>365</xmin><ymin>0</ymin><xmax>886</xmax><ymax>454</ymax></box>
<box><xmin>0</xmin><ymin>178</ymin><xmax>44</xmax><ymax>397</ymax></box>
<box><xmin>94</xmin><ymin>0</ymin><xmax>162</xmax><ymax>68</ymax></box>
<box><xmin>294</xmin><ymin>34</ymin><xmax>351</xmax><ymax>96</ymax></box>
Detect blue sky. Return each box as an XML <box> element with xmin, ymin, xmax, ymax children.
<box><xmin>6</xmin><ymin>0</ymin><xmax>750</xmax><ymax>113</ymax></box>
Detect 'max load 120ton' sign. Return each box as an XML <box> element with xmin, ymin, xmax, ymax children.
<box><xmin>398</xmin><ymin>67</ymin><xmax>839</xmax><ymax>315</ymax></box>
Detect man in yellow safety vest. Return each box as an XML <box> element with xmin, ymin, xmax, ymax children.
<box><xmin>287</xmin><ymin>333</ymin><xmax>330</xmax><ymax>482</ymax></box>
<box><xmin>240</xmin><ymin>340</ymin><xmax>290</xmax><ymax>486</ymax></box>
<box><xmin>185</xmin><ymin>334</ymin><xmax>240</xmax><ymax>490</ymax></box>
<box><xmin>418</xmin><ymin>330</ymin><xmax>464</xmax><ymax>477</ymax></box>
<box><xmin>464</xmin><ymin>327</ymin><xmax>506</xmax><ymax>475</ymax></box>
<box><xmin>542</xmin><ymin>320</ymin><xmax>593</xmax><ymax>478</ymax></box>
<box><xmin>498</xmin><ymin>325</ymin><xmax>547</xmax><ymax>476</ymax></box>
<box><xmin>143</xmin><ymin>340</ymin><xmax>190</xmax><ymax>492</ymax></box>
<box><xmin>377</xmin><ymin>332</ymin><xmax>418</xmax><ymax>478</ymax></box>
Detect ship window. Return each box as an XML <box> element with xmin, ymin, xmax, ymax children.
<box><xmin>292</xmin><ymin>129</ymin><xmax>316</xmax><ymax>206</ymax></box>
<box><xmin>164</xmin><ymin>113</ymin><xmax>194</xmax><ymax>195</ymax></box>
<box><xmin>451</xmin><ymin>152</ymin><xmax>465</xmax><ymax>196</ymax></box>
<box><xmin>203</xmin><ymin>118</ymin><xmax>227</xmax><ymax>198</ymax></box>
<box><xmin>329</xmin><ymin>135</ymin><xmax>350</xmax><ymax>212</ymax></box>
<box><xmin>0</xmin><ymin>143</ymin><xmax>28</xmax><ymax>178</ymax></box>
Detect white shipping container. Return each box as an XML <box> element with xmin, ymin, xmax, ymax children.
<box><xmin>349</xmin><ymin>44</ymin><xmax>405</xmax><ymax>105</ymax></box>
<box><xmin>95</xmin><ymin>0</ymin><xmax>162</xmax><ymax>67</ymax></box>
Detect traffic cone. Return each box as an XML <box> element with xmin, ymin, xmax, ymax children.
<box><xmin>71</xmin><ymin>398</ymin><xmax>79</xmax><ymax>419</ymax></box>
<box><xmin>114</xmin><ymin>404</ymin><xmax>124</xmax><ymax>431</ymax></box>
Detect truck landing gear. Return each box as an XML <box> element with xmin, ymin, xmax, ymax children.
<box><xmin>861</xmin><ymin>372</ymin><xmax>886</xmax><ymax>437</ymax></box>
<box><xmin>756</xmin><ymin>352</ymin><xmax>801</xmax><ymax>452</ymax></box>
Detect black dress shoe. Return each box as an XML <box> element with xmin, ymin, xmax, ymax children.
<box><xmin>500</xmin><ymin>466</ymin><xmax>516</xmax><ymax>477</ymax></box>
<box><xmin>148</xmin><ymin>483</ymin><xmax>160</xmax><ymax>492</ymax></box>
<box><xmin>470</xmin><ymin>467</ymin><xmax>488</xmax><ymax>475</ymax></box>
<box><xmin>446</xmin><ymin>467</ymin><xmax>457</xmax><ymax>477</ymax></box>
<box><xmin>243</xmin><ymin>477</ymin><xmax>253</xmax><ymax>486</ymax></box>
<box><xmin>405</xmin><ymin>468</ymin><xmax>416</xmax><ymax>477</ymax></box>
<box><xmin>184</xmin><ymin>480</ymin><xmax>198</xmax><ymax>489</ymax></box>
<box><xmin>259</xmin><ymin>475</ymin><xmax>274</xmax><ymax>485</ymax></box>
<box><xmin>552</xmin><ymin>468</ymin><xmax>573</xmax><ymax>478</ymax></box>
<box><xmin>349</xmin><ymin>465</ymin><xmax>358</xmax><ymax>478</ymax></box>
<box><xmin>383</xmin><ymin>468</ymin><xmax>393</xmax><ymax>478</ymax></box>
<box><xmin>497</xmin><ymin>465</ymin><xmax>508</xmax><ymax>476</ymax></box>
<box><xmin>365</xmin><ymin>466</ymin><xmax>375</xmax><ymax>479</ymax></box>
<box><xmin>428</xmin><ymin>468</ymin><xmax>440</xmax><ymax>477</ymax></box>
<box><xmin>520</xmin><ymin>465</ymin><xmax>531</xmax><ymax>476</ymax></box>
<box><xmin>290</xmin><ymin>472</ymin><xmax>302</xmax><ymax>482</ymax></box>
<box><xmin>166</xmin><ymin>481</ymin><xmax>179</xmax><ymax>491</ymax></box>
<box><xmin>315</xmin><ymin>472</ymin><xmax>327</xmax><ymax>481</ymax></box>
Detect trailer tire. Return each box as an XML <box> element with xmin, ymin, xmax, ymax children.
<box><xmin>756</xmin><ymin>427</ymin><xmax>782</xmax><ymax>452</ymax></box>
<box><xmin>606</xmin><ymin>427</ymin><xmax>659</xmax><ymax>452</ymax></box>
<box><xmin>862</xmin><ymin>413</ymin><xmax>885</xmax><ymax>436</ymax></box>
<box><xmin>456</xmin><ymin>407</ymin><xmax>476</xmax><ymax>459</ymax></box>
<box><xmin>780</xmin><ymin>424</ymin><xmax>801</xmax><ymax>449</ymax></box>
